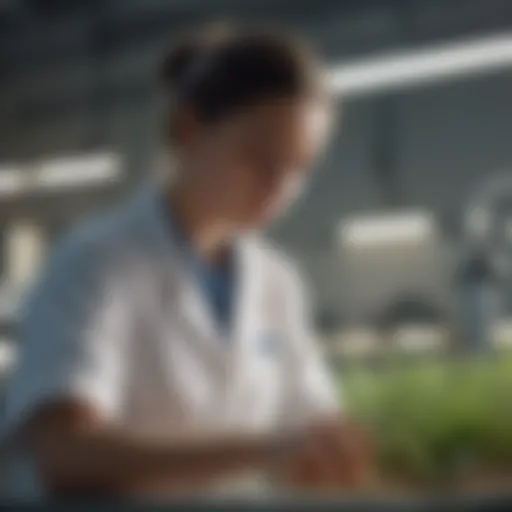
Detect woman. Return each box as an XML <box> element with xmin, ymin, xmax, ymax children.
<box><xmin>4</xmin><ymin>24</ymin><xmax>367</xmax><ymax>500</ymax></box>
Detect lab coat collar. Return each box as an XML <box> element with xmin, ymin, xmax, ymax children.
<box><xmin>131</xmin><ymin>183</ymin><xmax>263</xmax><ymax>354</ymax></box>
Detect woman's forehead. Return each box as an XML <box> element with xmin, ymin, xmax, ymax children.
<box><xmin>219</xmin><ymin>98</ymin><xmax>331</xmax><ymax>147</ymax></box>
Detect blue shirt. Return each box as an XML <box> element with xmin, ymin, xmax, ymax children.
<box><xmin>162</xmin><ymin>200</ymin><xmax>236</xmax><ymax>331</ymax></box>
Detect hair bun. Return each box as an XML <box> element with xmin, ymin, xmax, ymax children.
<box><xmin>160</xmin><ymin>22</ymin><xmax>236</xmax><ymax>90</ymax></box>
<box><xmin>161</xmin><ymin>39</ymin><xmax>201</xmax><ymax>88</ymax></box>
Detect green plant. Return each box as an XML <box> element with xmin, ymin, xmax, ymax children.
<box><xmin>338</xmin><ymin>351</ymin><xmax>512</xmax><ymax>487</ymax></box>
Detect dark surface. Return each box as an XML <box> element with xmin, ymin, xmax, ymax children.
<box><xmin>3</xmin><ymin>493</ymin><xmax>512</xmax><ymax>511</ymax></box>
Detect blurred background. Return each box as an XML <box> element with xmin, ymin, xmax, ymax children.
<box><xmin>2</xmin><ymin>0</ymin><xmax>512</xmax><ymax>496</ymax></box>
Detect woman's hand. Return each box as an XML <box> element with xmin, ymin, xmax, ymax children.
<box><xmin>276</xmin><ymin>417</ymin><xmax>371</xmax><ymax>492</ymax></box>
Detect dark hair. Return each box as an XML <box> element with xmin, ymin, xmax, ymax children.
<box><xmin>160</xmin><ymin>23</ymin><xmax>326</xmax><ymax>127</ymax></box>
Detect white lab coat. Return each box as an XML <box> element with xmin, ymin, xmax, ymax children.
<box><xmin>2</xmin><ymin>184</ymin><xmax>339</xmax><ymax>500</ymax></box>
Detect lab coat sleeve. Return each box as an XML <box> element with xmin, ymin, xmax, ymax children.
<box><xmin>284</xmin><ymin>270</ymin><xmax>341</xmax><ymax>425</ymax></box>
<box><xmin>5</xmin><ymin>234</ymin><xmax>130</xmax><ymax>428</ymax></box>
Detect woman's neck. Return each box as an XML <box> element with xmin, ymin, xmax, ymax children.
<box><xmin>165</xmin><ymin>180</ymin><xmax>233</xmax><ymax>264</ymax></box>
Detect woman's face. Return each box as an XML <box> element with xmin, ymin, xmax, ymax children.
<box><xmin>181</xmin><ymin>97</ymin><xmax>331</xmax><ymax>230</ymax></box>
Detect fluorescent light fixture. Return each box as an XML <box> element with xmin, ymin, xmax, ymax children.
<box><xmin>0</xmin><ymin>152</ymin><xmax>123</xmax><ymax>198</ymax></box>
<box><xmin>6</xmin><ymin>221</ymin><xmax>46</xmax><ymax>288</ymax></box>
<box><xmin>328</xmin><ymin>32</ymin><xmax>512</xmax><ymax>97</ymax></box>
<box><xmin>36</xmin><ymin>152</ymin><xmax>122</xmax><ymax>189</ymax></box>
<box><xmin>340</xmin><ymin>212</ymin><xmax>434</xmax><ymax>247</ymax></box>
<box><xmin>0</xmin><ymin>167</ymin><xmax>27</xmax><ymax>196</ymax></box>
